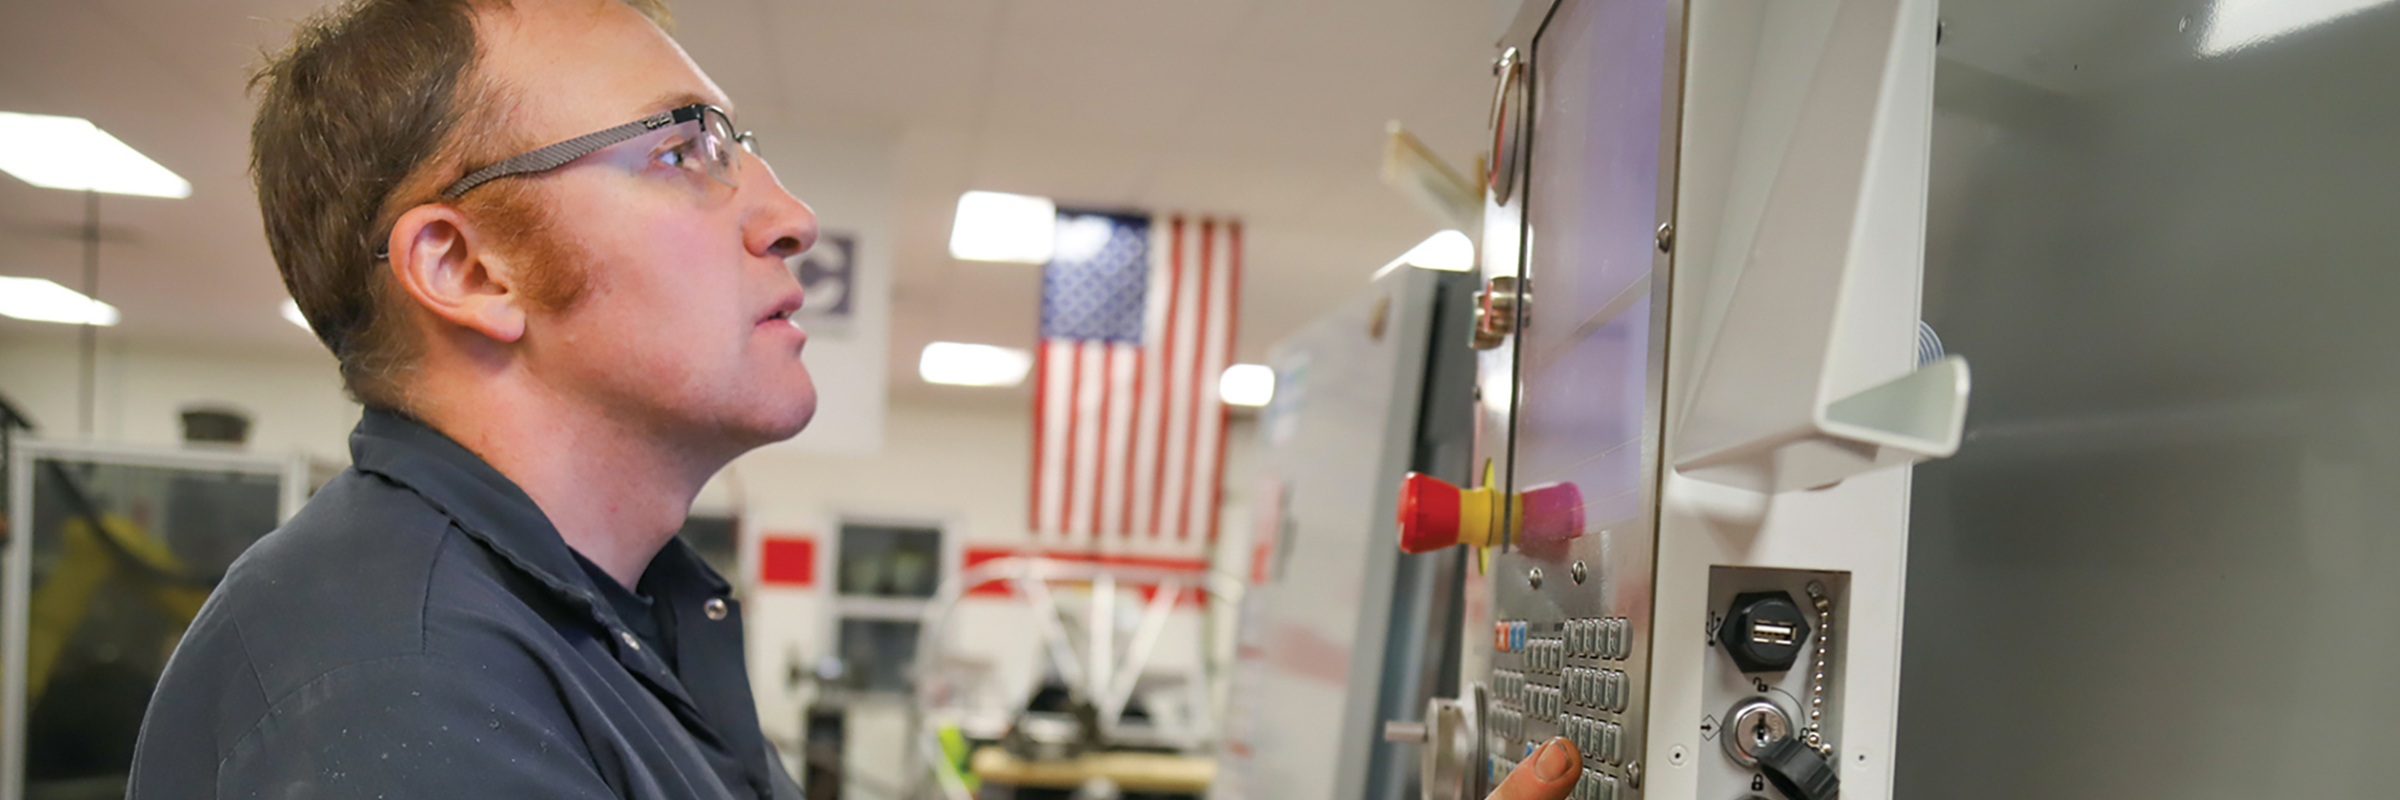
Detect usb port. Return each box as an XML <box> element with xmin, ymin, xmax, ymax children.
<box><xmin>1720</xmin><ymin>590</ymin><xmax>1812</xmax><ymax>672</ymax></box>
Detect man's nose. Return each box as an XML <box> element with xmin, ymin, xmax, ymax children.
<box><xmin>743</xmin><ymin>153</ymin><xmax>816</xmax><ymax>262</ymax></box>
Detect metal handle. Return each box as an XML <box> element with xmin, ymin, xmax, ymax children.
<box><xmin>1487</xmin><ymin>47</ymin><xmax>1528</xmax><ymax>205</ymax></box>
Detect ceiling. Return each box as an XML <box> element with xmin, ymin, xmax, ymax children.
<box><xmin>0</xmin><ymin>0</ymin><xmax>1502</xmax><ymax>405</ymax></box>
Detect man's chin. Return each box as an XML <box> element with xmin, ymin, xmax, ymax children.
<box><xmin>764</xmin><ymin>405</ymin><xmax>816</xmax><ymax>443</ymax></box>
<box><xmin>742</xmin><ymin>395</ymin><xmax>817</xmax><ymax>446</ymax></box>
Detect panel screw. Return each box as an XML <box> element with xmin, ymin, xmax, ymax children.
<box><xmin>1627</xmin><ymin>760</ymin><xmax>1643</xmax><ymax>788</ymax></box>
<box><xmin>1654</xmin><ymin>222</ymin><xmax>1674</xmax><ymax>253</ymax></box>
<box><xmin>1528</xmin><ymin>567</ymin><xmax>1544</xmax><ymax>589</ymax></box>
<box><xmin>1571</xmin><ymin>561</ymin><xmax>1588</xmax><ymax>584</ymax></box>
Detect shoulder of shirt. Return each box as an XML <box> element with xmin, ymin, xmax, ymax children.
<box><xmin>180</xmin><ymin>466</ymin><xmax>557</xmax><ymax>707</ymax></box>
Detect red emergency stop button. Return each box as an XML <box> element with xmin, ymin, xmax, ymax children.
<box><xmin>1398</xmin><ymin>473</ymin><xmax>1462</xmax><ymax>553</ymax></box>
<box><xmin>1397</xmin><ymin>472</ymin><xmax>1504</xmax><ymax>553</ymax></box>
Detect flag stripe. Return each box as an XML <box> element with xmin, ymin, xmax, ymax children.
<box><xmin>1176</xmin><ymin>219</ymin><xmax>1217</xmax><ymax>540</ymax></box>
<box><xmin>1116</xmin><ymin>348</ymin><xmax>1145</xmax><ymax>537</ymax></box>
<box><xmin>1148</xmin><ymin>217</ymin><xmax>1187</xmax><ymax>538</ymax></box>
<box><xmin>1192</xmin><ymin>225</ymin><xmax>1231</xmax><ymax>541</ymax></box>
<box><xmin>1114</xmin><ymin>345</ymin><xmax>1139</xmax><ymax>534</ymax></box>
<box><xmin>1084</xmin><ymin>343</ymin><xmax>1108</xmax><ymax>535</ymax></box>
<box><xmin>1061</xmin><ymin>342</ymin><xmax>1086</xmax><ymax>536</ymax></box>
<box><xmin>1028</xmin><ymin>332</ymin><xmax>1050</xmax><ymax>532</ymax></box>
<box><xmin>1037</xmin><ymin>341</ymin><xmax>1076</xmax><ymax>534</ymax></box>
<box><xmin>1082</xmin><ymin>342</ymin><xmax>1111</xmax><ymax>537</ymax></box>
<box><xmin>1206</xmin><ymin>222</ymin><xmax>1245</xmax><ymax>543</ymax></box>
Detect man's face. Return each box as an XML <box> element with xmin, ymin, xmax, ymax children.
<box><xmin>475</xmin><ymin>0</ymin><xmax>818</xmax><ymax>451</ymax></box>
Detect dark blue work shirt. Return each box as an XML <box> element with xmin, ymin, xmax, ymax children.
<box><xmin>128</xmin><ymin>409</ymin><xmax>802</xmax><ymax>799</ymax></box>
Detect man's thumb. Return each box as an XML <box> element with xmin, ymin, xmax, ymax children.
<box><xmin>1487</xmin><ymin>737</ymin><xmax>1580</xmax><ymax>800</ymax></box>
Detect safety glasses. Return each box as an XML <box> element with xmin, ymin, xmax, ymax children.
<box><xmin>444</xmin><ymin>103</ymin><xmax>755</xmax><ymax>198</ymax></box>
<box><xmin>375</xmin><ymin>103</ymin><xmax>758</xmax><ymax>260</ymax></box>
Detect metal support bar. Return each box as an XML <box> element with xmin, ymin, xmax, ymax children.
<box><xmin>1101</xmin><ymin>581</ymin><xmax>1183</xmax><ymax>732</ymax></box>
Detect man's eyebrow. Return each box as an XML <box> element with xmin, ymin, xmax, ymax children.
<box><xmin>649</xmin><ymin>91</ymin><xmax>733</xmax><ymax>119</ymax></box>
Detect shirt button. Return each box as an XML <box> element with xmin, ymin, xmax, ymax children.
<box><xmin>619</xmin><ymin>630</ymin><xmax>642</xmax><ymax>651</ymax></box>
<box><xmin>704</xmin><ymin>598</ymin><xmax>729</xmax><ymax>621</ymax></box>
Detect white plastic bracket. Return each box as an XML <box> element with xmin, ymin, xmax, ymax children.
<box><xmin>1671</xmin><ymin>0</ymin><xmax>1967</xmax><ymax>494</ymax></box>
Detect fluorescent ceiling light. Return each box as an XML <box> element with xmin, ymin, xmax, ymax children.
<box><xmin>920</xmin><ymin>341</ymin><xmax>1033</xmax><ymax>387</ymax></box>
<box><xmin>0</xmin><ymin>111</ymin><xmax>190</xmax><ymax>198</ymax></box>
<box><xmin>0</xmin><ymin>276</ymin><xmax>119</xmax><ymax>325</ymax></box>
<box><xmin>281</xmin><ymin>299</ymin><xmax>312</xmax><ymax>332</ymax></box>
<box><xmin>949</xmin><ymin>191</ymin><xmax>1057</xmax><ymax>263</ymax></box>
<box><xmin>1219</xmin><ymin>363</ymin><xmax>1274</xmax><ymax>407</ymax></box>
<box><xmin>1372</xmin><ymin>229</ymin><xmax>1475</xmax><ymax>279</ymax></box>
<box><xmin>2204</xmin><ymin>0</ymin><xmax>2394</xmax><ymax>56</ymax></box>
<box><xmin>1053</xmin><ymin>214</ymin><xmax>1118</xmax><ymax>263</ymax></box>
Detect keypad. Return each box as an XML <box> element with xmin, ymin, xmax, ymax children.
<box><xmin>1495</xmin><ymin>620</ymin><xmax>1535</xmax><ymax>652</ymax></box>
<box><xmin>1572</xmin><ymin>768</ymin><xmax>1620</xmax><ymax>800</ymax></box>
<box><xmin>1557</xmin><ymin>616</ymin><xmax>1633</xmax><ymax>660</ymax></box>
<box><xmin>1560</xmin><ymin>666</ymin><xmax>1631</xmax><ymax>713</ymax></box>
<box><xmin>1558</xmin><ymin>715</ymin><xmax>1629</xmax><ymax>767</ymax></box>
<box><xmin>1495</xmin><ymin>618</ymin><xmax>1628</xmax><ymax>665</ymax></box>
<box><xmin>1490</xmin><ymin>706</ymin><xmax>1523</xmax><ymax>740</ymax></box>
<box><xmin>1490</xmin><ymin>617</ymin><xmax>1635</xmax><ymax>782</ymax></box>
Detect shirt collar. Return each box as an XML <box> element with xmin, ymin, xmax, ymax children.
<box><xmin>347</xmin><ymin>409</ymin><xmax>761</xmax><ymax>788</ymax></box>
<box><xmin>348</xmin><ymin>408</ymin><xmax>733</xmax><ymax>610</ymax></box>
<box><xmin>349</xmin><ymin>408</ymin><xmax>603</xmax><ymax>603</ymax></box>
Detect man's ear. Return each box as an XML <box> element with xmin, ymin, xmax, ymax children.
<box><xmin>385</xmin><ymin>203</ymin><xmax>527</xmax><ymax>343</ymax></box>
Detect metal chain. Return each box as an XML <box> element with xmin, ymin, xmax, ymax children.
<box><xmin>1802</xmin><ymin>581</ymin><xmax>1834</xmax><ymax>757</ymax></box>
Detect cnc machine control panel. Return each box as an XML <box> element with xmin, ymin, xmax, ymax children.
<box><xmin>1487</xmin><ymin>616</ymin><xmax>1639</xmax><ymax>799</ymax></box>
<box><xmin>1392</xmin><ymin>1</ymin><xmax>1958</xmax><ymax>799</ymax></box>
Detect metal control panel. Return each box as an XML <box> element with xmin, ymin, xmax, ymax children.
<box><xmin>1405</xmin><ymin>2</ymin><xmax>1960</xmax><ymax>800</ymax></box>
<box><xmin>1474</xmin><ymin>0</ymin><xmax>1679</xmax><ymax>794</ymax></box>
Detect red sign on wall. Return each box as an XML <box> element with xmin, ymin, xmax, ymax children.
<box><xmin>759</xmin><ymin>534</ymin><xmax>816</xmax><ymax>588</ymax></box>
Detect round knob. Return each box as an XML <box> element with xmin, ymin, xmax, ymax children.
<box><xmin>1398</xmin><ymin>472</ymin><xmax>1463</xmax><ymax>553</ymax></box>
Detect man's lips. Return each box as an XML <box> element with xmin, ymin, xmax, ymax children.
<box><xmin>759</xmin><ymin>291</ymin><xmax>805</xmax><ymax>325</ymax></box>
<box><xmin>757</xmin><ymin>292</ymin><xmax>809</xmax><ymax>351</ymax></box>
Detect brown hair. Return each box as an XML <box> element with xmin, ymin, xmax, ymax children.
<box><xmin>250</xmin><ymin>0</ymin><xmax>667</xmax><ymax>411</ymax></box>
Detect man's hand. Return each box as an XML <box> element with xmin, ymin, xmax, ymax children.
<box><xmin>1487</xmin><ymin>737</ymin><xmax>1580</xmax><ymax>800</ymax></box>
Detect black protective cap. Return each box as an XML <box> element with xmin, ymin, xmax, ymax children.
<box><xmin>1758</xmin><ymin>737</ymin><xmax>1840</xmax><ymax>800</ymax></box>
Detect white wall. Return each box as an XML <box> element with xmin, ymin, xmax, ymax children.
<box><xmin>0</xmin><ymin>333</ymin><xmax>355</xmax><ymax>460</ymax></box>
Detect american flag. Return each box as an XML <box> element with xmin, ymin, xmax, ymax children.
<box><xmin>1031</xmin><ymin>212</ymin><xmax>1241</xmax><ymax>543</ymax></box>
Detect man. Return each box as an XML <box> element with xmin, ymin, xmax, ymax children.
<box><xmin>128</xmin><ymin>0</ymin><xmax>1583</xmax><ymax>797</ymax></box>
<box><xmin>129</xmin><ymin>0</ymin><xmax>813</xmax><ymax>796</ymax></box>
